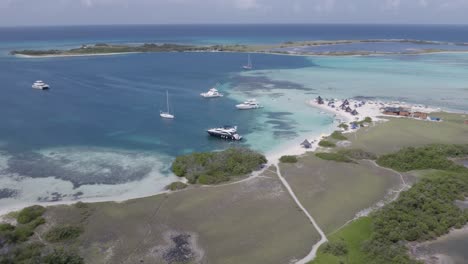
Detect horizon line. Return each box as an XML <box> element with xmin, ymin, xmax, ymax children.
<box><xmin>2</xmin><ymin>22</ymin><xmax>468</xmax><ymax>28</ymax></box>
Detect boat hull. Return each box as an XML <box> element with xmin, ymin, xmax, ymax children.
<box><xmin>236</xmin><ymin>105</ymin><xmax>262</xmax><ymax>110</ymax></box>
<box><xmin>160</xmin><ymin>113</ymin><xmax>175</xmax><ymax>119</ymax></box>
<box><xmin>207</xmin><ymin>131</ymin><xmax>242</xmax><ymax>141</ymax></box>
<box><xmin>200</xmin><ymin>94</ymin><xmax>223</xmax><ymax>98</ymax></box>
<box><xmin>32</xmin><ymin>85</ymin><xmax>49</xmax><ymax>90</ymax></box>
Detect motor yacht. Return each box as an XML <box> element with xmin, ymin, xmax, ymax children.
<box><xmin>200</xmin><ymin>85</ymin><xmax>223</xmax><ymax>98</ymax></box>
<box><xmin>32</xmin><ymin>80</ymin><xmax>50</xmax><ymax>90</ymax></box>
<box><xmin>235</xmin><ymin>99</ymin><xmax>263</xmax><ymax>110</ymax></box>
<box><xmin>206</xmin><ymin>126</ymin><xmax>242</xmax><ymax>140</ymax></box>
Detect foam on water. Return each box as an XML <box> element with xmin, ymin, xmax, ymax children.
<box><xmin>0</xmin><ymin>147</ymin><xmax>176</xmax><ymax>212</ymax></box>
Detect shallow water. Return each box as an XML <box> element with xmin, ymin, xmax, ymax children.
<box><xmin>275</xmin><ymin>42</ymin><xmax>468</xmax><ymax>53</ymax></box>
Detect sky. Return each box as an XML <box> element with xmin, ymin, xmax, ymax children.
<box><xmin>1</xmin><ymin>0</ymin><xmax>468</xmax><ymax>26</ymax></box>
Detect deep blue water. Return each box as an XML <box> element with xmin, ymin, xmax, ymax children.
<box><xmin>0</xmin><ymin>52</ymin><xmax>311</xmax><ymax>155</ymax></box>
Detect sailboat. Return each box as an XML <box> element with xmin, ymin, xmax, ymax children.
<box><xmin>242</xmin><ymin>54</ymin><xmax>253</xmax><ymax>70</ymax></box>
<box><xmin>160</xmin><ymin>90</ymin><xmax>175</xmax><ymax>119</ymax></box>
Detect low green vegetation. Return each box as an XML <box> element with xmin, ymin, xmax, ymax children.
<box><xmin>315</xmin><ymin>152</ymin><xmax>354</xmax><ymax>163</ymax></box>
<box><xmin>330</xmin><ymin>131</ymin><xmax>348</xmax><ymax>140</ymax></box>
<box><xmin>351</xmin><ymin>117</ymin><xmax>373</xmax><ymax>128</ymax></box>
<box><xmin>0</xmin><ymin>244</ymin><xmax>84</xmax><ymax>264</ymax></box>
<box><xmin>340</xmin><ymin>149</ymin><xmax>377</xmax><ymax>160</ymax></box>
<box><xmin>171</xmin><ymin>148</ymin><xmax>267</xmax><ymax>184</ymax></box>
<box><xmin>312</xmin><ymin>217</ymin><xmax>373</xmax><ymax>264</ymax></box>
<box><xmin>165</xmin><ymin>181</ymin><xmax>188</xmax><ymax>191</ymax></box>
<box><xmin>279</xmin><ymin>155</ymin><xmax>298</xmax><ymax>163</ymax></box>
<box><xmin>338</xmin><ymin>123</ymin><xmax>349</xmax><ymax>130</ymax></box>
<box><xmin>363</xmin><ymin>170</ymin><xmax>468</xmax><ymax>263</ymax></box>
<box><xmin>313</xmin><ymin>144</ymin><xmax>468</xmax><ymax>264</ymax></box>
<box><xmin>1</xmin><ymin>205</ymin><xmax>85</xmax><ymax>264</ymax></box>
<box><xmin>42</xmin><ymin>249</ymin><xmax>84</xmax><ymax>264</ymax></box>
<box><xmin>17</xmin><ymin>205</ymin><xmax>46</xmax><ymax>224</ymax></box>
<box><xmin>0</xmin><ymin>242</ymin><xmax>45</xmax><ymax>264</ymax></box>
<box><xmin>318</xmin><ymin>140</ymin><xmax>336</xmax><ymax>148</ymax></box>
<box><xmin>377</xmin><ymin>144</ymin><xmax>468</xmax><ymax>172</ymax></box>
<box><xmin>0</xmin><ymin>206</ymin><xmax>46</xmax><ymax>244</ymax></box>
<box><xmin>45</xmin><ymin>225</ymin><xmax>83</xmax><ymax>243</ymax></box>
<box><xmin>322</xmin><ymin>240</ymin><xmax>348</xmax><ymax>256</ymax></box>
<box><xmin>315</xmin><ymin>149</ymin><xmax>376</xmax><ymax>163</ymax></box>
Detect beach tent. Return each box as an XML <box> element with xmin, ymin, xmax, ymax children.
<box><xmin>300</xmin><ymin>139</ymin><xmax>312</xmax><ymax>149</ymax></box>
<box><xmin>316</xmin><ymin>96</ymin><xmax>324</xmax><ymax>105</ymax></box>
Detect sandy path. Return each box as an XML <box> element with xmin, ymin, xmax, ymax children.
<box><xmin>274</xmin><ymin>163</ymin><xmax>327</xmax><ymax>264</ymax></box>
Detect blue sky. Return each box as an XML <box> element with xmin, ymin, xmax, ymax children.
<box><xmin>1</xmin><ymin>0</ymin><xmax>468</xmax><ymax>26</ymax></box>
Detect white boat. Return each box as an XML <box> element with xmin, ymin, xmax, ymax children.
<box><xmin>160</xmin><ymin>90</ymin><xmax>175</xmax><ymax>119</ymax></box>
<box><xmin>236</xmin><ymin>99</ymin><xmax>263</xmax><ymax>110</ymax></box>
<box><xmin>200</xmin><ymin>84</ymin><xmax>224</xmax><ymax>98</ymax></box>
<box><xmin>242</xmin><ymin>54</ymin><xmax>253</xmax><ymax>70</ymax></box>
<box><xmin>32</xmin><ymin>80</ymin><xmax>49</xmax><ymax>90</ymax></box>
<box><xmin>207</xmin><ymin>125</ymin><xmax>242</xmax><ymax>141</ymax></box>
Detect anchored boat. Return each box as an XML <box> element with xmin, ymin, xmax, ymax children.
<box><xmin>207</xmin><ymin>126</ymin><xmax>242</xmax><ymax>141</ymax></box>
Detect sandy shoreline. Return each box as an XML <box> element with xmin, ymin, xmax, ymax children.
<box><xmin>14</xmin><ymin>51</ymin><xmax>143</xmax><ymax>58</ymax></box>
<box><xmin>13</xmin><ymin>49</ymin><xmax>468</xmax><ymax>59</ymax></box>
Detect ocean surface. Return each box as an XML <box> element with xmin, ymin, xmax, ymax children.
<box><xmin>1</xmin><ymin>24</ymin><xmax>468</xmax><ymax>209</ymax></box>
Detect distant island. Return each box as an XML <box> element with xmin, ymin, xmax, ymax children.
<box><xmin>10</xmin><ymin>39</ymin><xmax>468</xmax><ymax>57</ymax></box>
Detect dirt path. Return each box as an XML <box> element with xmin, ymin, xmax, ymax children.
<box><xmin>274</xmin><ymin>162</ymin><xmax>328</xmax><ymax>264</ymax></box>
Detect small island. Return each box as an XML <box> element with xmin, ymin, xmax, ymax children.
<box><xmin>10</xmin><ymin>39</ymin><xmax>468</xmax><ymax>57</ymax></box>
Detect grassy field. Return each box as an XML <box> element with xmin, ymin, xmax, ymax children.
<box><xmin>280</xmin><ymin>156</ymin><xmax>401</xmax><ymax>234</ymax></box>
<box><xmin>42</xmin><ymin>167</ymin><xmax>319</xmax><ymax>264</ymax></box>
<box><xmin>311</xmin><ymin>217</ymin><xmax>373</xmax><ymax>264</ymax></box>
<box><xmin>348</xmin><ymin>113</ymin><xmax>468</xmax><ymax>155</ymax></box>
<box><xmin>283</xmin><ymin>113</ymin><xmax>468</xmax><ymax>236</ymax></box>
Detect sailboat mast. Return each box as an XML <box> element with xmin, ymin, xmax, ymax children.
<box><xmin>166</xmin><ymin>90</ymin><xmax>170</xmax><ymax>113</ymax></box>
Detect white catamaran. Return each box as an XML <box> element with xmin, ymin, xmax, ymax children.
<box><xmin>242</xmin><ymin>54</ymin><xmax>253</xmax><ymax>70</ymax></box>
<box><xmin>160</xmin><ymin>90</ymin><xmax>175</xmax><ymax>119</ymax></box>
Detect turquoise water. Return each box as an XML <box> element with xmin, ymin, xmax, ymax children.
<box><xmin>274</xmin><ymin>42</ymin><xmax>468</xmax><ymax>53</ymax></box>
<box><xmin>1</xmin><ymin>25</ymin><xmax>468</xmax><ymax>209</ymax></box>
<box><xmin>255</xmin><ymin>53</ymin><xmax>468</xmax><ymax>112</ymax></box>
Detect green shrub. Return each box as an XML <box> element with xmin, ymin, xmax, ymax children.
<box><xmin>377</xmin><ymin>144</ymin><xmax>468</xmax><ymax>172</ymax></box>
<box><xmin>17</xmin><ymin>205</ymin><xmax>46</xmax><ymax>224</ymax></box>
<box><xmin>315</xmin><ymin>152</ymin><xmax>353</xmax><ymax>163</ymax></box>
<box><xmin>338</xmin><ymin>123</ymin><xmax>349</xmax><ymax>130</ymax></box>
<box><xmin>340</xmin><ymin>149</ymin><xmax>377</xmax><ymax>160</ymax></box>
<box><xmin>42</xmin><ymin>249</ymin><xmax>84</xmax><ymax>264</ymax></box>
<box><xmin>171</xmin><ymin>148</ymin><xmax>267</xmax><ymax>184</ymax></box>
<box><xmin>45</xmin><ymin>225</ymin><xmax>83</xmax><ymax>243</ymax></box>
<box><xmin>318</xmin><ymin>140</ymin><xmax>336</xmax><ymax>148</ymax></box>
<box><xmin>165</xmin><ymin>182</ymin><xmax>188</xmax><ymax>191</ymax></box>
<box><xmin>363</xmin><ymin>116</ymin><xmax>372</xmax><ymax>123</ymax></box>
<box><xmin>330</xmin><ymin>131</ymin><xmax>347</xmax><ymax>140</ymax></box>
<box><xmin>0</xmin><ymin>223</ymin><xmax>15</xmax><ymax>232</ymax></box>
<box><xmin>15</xmin><ymin>217</ymin><xmax>45</xmax><ymax>242</ymax></box>
<box><xmin>74</xmin><ymin>202</ymin><xmax>88</xmax><ymax>209</ymax></box>
<box><xmin>279</xmin><ymin>155</ymin><xmax>298</xmax><ymax>163</ymax></box>
<box><xmin>0</xmin><ymin>242</ymin><xmax>45</xmax><ymax>263</ymax></box>
<box><xmin>322</xmin><ymin>240</ymin><xmax>348</xmax><ymax>256</ymax></box>
<box><xmin>361</xmin><ymin>144</ymin><xmax>468</xmax><ymax>263</ymax></box>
